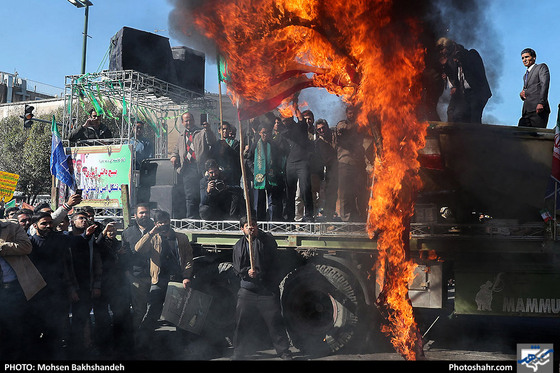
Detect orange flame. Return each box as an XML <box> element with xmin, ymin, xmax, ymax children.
<box><xmin>187</xmin><ymin>0</ymin><xmax>427</xmax><ymax>360</ymax></box>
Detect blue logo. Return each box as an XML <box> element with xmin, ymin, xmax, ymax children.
<box><xmin>517</xmin><ymin>344</ymin><xmax>553</xmax><ymax>373</ymax></box>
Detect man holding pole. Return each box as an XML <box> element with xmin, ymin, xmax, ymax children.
<box><xmin>231</xmin><ymin>216</ymin><xmax>292</xmax><ymax>360</ymax></box>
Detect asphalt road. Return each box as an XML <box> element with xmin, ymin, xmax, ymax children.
<box><xmin>14</xmin><ymin>312</ymin><xmax>556</xmax><ymax>373</ymax></box>
<box><xmin>145</xmin><ymin>310</ymin><xmax>559</xmax><ymax>362</ymax></box>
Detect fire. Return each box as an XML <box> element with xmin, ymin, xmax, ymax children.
<box><xmin>182</xmin><ymin>0</ymin><xmax>428</xmax><ymax>360</ymax></box>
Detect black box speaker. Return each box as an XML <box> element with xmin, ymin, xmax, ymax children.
<box><xmin>139</xmin><ymin>158</ymin><xmax>177</xmax><ymax>187</ymax></box>
<box><xmin>142</xmin><ymin>185</ymin><xmax>185</xmax><ymax>219</ymax></box>
<box><xmin>137</xmin><ymin>158</ymin><xmax>185</xmax><ymax>218</ymax></box>
<box><xmin>171</xmin><ymin>46</ymin><xmax>205</xmax><ymax>95</ymax></box>
<box><xmin>109</xmin><ymin>27</ymin><xmax>178</xmax><ymax>84</ymax></box>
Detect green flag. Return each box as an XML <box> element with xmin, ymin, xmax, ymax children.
<box><xmin>217</xmin><ymin>54</ymin><xmax>229</xmax><ymax>83</ymax></box>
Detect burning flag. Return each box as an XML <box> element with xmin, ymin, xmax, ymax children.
<box><xmin>177</xmin><ymin>0</ymin><xmax>430</xmax><ymax>360</ymax></box>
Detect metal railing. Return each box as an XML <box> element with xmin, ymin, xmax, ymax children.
<box><xmin>170</xmin><ymin>219</ymin><xmax>551</xmax><ymax>240</ymax></box>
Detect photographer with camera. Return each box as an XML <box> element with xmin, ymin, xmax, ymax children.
<box><xmin>199</xmin><ymin>159</ymin><xmax>244</xmax><ymax>221</ymax></box>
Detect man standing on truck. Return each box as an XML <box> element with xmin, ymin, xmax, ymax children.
<box><xmin>519</xmin><ymin>48</ymin><xmax>551</xmax><ymax>128</ymax></box>
<box><xmin>170</xmin><ymin>112</ymin><xmax>216</xmax><ymax>219</ymax></box>
<box><xmin>199</xmin><ymin>159</ymin><xmax>243</xmax><ymax>221</ymax></box>
<box><xmin>232</xmin><ymin>216</ymin><xmax>292</xmax><ymax>360</ymax></box>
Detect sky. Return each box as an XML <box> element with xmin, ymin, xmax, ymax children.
<box><xmin>1</xmin><ymin>0</ymin><xmax>559</xmax><ymax>128</ymax></box>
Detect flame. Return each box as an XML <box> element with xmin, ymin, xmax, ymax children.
<box><xmin>185</xmin><ymin>0</ymin><xmax>428</xmax><ymax>360</ymax></box>
<box><xmin>277</xmin><ymin>100</ymin><xmax>295</xmax><ymax>118</ymax></box>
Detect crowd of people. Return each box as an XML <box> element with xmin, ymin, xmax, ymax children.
<box><xmin>171</xmin><ymin>43</ymin><xmax>550</xmax><ymax>224</ymax></box>
<box><xmin>171</xmin><ymin>104</ymin><xmax>375</xmax><ymax>224</ymax></box>
<box><xmin>0</xmin><ymin>195</ymin><xmax>198</xmax><ymax>360</ymax></box>
<box><xmin>64</xmin><ymin>40</ymin><xmax>550</xmax><ymax>226</ymax></box>
<box><xmin>0</xmin><ymin>36</ymin><xmax>549</xmax><ymax>361</ymax></box>
<box><xmin>0</xmin><ymin>196</ymin><xmax>293</xmax><ymax>361</ymax></box>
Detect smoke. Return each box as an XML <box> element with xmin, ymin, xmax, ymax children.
<box><xmin>167</xmin><ymin>0</ymin><xmax>502</xmax><ymax>115</ymax></box>
<box><xmin>167</xmin><ymin>0</ymin><xmax>219</xmax><ymax>63</ymax></box>
<box><xmin>423</xmin><ymin>0</ymin><xmax>503</xmax><ymax>109</ymax></box>
<box><xmin>298</xmin><ymin>88</ymin><xmax>347</xmax><ymax>128</ymax></box>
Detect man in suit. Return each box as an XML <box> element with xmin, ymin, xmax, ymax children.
<box><xmin>519</xmin><ymin>48</ymin><xmax>551</xmax><ymax>128</ymax></box>
<box><xmin>170</xmin><ymin>112</ymin><xmax>216</xmax><ymax>218</ymax></box>
<box><xmin>438</xmin><ymin>38</ymin><xmax>492</xmax><ymax>124</ymax></box>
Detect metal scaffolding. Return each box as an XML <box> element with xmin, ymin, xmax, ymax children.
<box><xmin>63</xmin><ymin>69</ymin><xmax>216</xmax><ymax>158</ymax></box>
<box><xmin>60</xmin><ymin>70</ymin><xmax>216</xmax><ymax>218</ymax></box>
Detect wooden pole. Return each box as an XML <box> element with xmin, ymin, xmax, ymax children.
<box><xmin>121</xmin><ymin>184</ymin><xmax>131</xmax><ymax>230</ymax></box>
<box><xmin>237</xmin><ymin>105</ymin><xmax>255</xmax><ymax>271</ymax></box>
<box><xmin>217</xmin><ymin>52</ymin><xmax>224</xmax><ymax>140</ymax></box>
<box><xmin>218</xmin><ymin>81</ymin><xmax>224</xmax><ymax>140</ymax></box>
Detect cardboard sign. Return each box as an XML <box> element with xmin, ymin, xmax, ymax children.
<box><xmin>0</xmin><ymin>171</ymin><xmax>19</xmax><ymax>202</ymax></box>
<box><xmin>162</xmin><ymin>282</ymin><xmax>213</xmax><ymax>334</ymax></box>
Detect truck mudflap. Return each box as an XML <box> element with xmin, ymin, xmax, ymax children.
<box><xmin>455</xmin><ymin>271</ymin><xmax>560</xmax><ymax>317</ymax></box>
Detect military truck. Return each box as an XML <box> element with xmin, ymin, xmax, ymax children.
<box><xmin>134</xmin><ymin>121</ymin><xmax>559</xmax><ymax>355</ymax></box>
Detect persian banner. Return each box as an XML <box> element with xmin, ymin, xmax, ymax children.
<box><xmin>67</xmin><ymin>145</ymin><xmax>133</xmax><ymax>208</ymax></box>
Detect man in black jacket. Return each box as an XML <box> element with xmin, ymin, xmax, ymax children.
<box><xmin>91</xmin><ymin>218</ymin><xmax>133</xmax><ymax>358</ymax></box>
<box><xmin>69</xmin><ymin>109</ymin><xmax>113</xmax><ymax>144</ymax></box>
<box><xmin>67</xmin><ymin>211</ymin><xmax>102</xmax><ymax>358</ymax></box>
<box><xmin>199</xmin><ymin>159</ymin><xmax>243</xmax><ymax>221</ymax></box>
<box><xmin>438</xmin><ymin>38</ymin><xmax>492</xmax><ymax>124</ymax></box>
<box><xmin>27</xmin><ymin>212</ymin><xmax>74</xmax><ymax>359</ymax></box>
<box><xmin>283</xmin><ymin>116</ymin><xmax>314</xmax><ymax>222</ymax></box>
<box><xmin>232</xmin><ymin>216</ymin><xmax>292</xmax><ymax>360</ymax></box>
<box><xmin>121</xmin><ymin>203</ymin><xmax>154</xmax><ymax>338</ymax></box>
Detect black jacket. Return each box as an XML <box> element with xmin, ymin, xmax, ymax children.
<box><xmin>233</xmin><ymin>229</ymin><xmax>280</xmax><ymax>294</ymax></box>
<box><xmin>69</xmin><ymin>123</ymin><xmax>113</xmax><ymax>143</ymax></box>
<box><xmin>121</xmin><ymin>221</ymin><xmax>154</xmax><ymax>277</ymax></box>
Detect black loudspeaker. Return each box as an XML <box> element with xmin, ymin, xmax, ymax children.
<box><xmin>137</xmin><ymin>158</ymin><xmax>185</xmax><ymax>218</ymax></box>
<box><xmin>109</xmin><ymin>27</ymin><xmax>178</xmax><ymax>84</ymax></box>
<box><xmin>139</xmin><ymin>158</ymin><xmax>177</xmax><ymax>187</ymax></box>
<box><xmin>171</xmin><ymin>46</ymin><xmax>205</xmax><ymax>95</ymax></box>
<box><xmin>142</xmin><ymin>185</ymin><xmax>185</xmax><ymax>219</ymax></box>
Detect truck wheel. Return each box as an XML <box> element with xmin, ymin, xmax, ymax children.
<box><xmin>194</xmin><ymin>261</ymin><xmax>239</xmax><ymax>346</ymax></box>
<box><xmin>279</xmin><ymin>263</ymin><xmax>363</xmax><ymax>355</ymax></box>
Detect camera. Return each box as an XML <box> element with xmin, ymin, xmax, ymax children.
<box><xmin>212</xmin><ymin>179</ymin><xmax>226</xmax><ymax>192</ymax></box>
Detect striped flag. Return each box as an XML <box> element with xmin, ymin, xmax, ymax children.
<box><xmin>237</xmin><ymin>73</ymin><xmax>316</xmax><ymax>120</ymax></box>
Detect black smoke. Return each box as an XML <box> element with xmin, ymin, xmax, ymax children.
<box><xmin>167</xmin><ymin>0</ymin><xmax>502</xmax><ymax>119</ymax></box>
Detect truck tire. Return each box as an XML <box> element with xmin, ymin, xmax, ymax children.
<box><xmin>193</xmin><ymin>261</ymin><xmax>239</xmax><ymax>346</ymax></box>
<box><xmin>279</xmin><ymin>263</ymin><xmax>363</xmax><ymax>355</ymax></box>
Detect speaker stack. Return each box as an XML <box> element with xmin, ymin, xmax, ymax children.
<box><xmin>137</xmin><ymin>159</ymin><xmax>186</xmax><ymax>218</ymax></box>
<box><xmin>109</xmin><ymin>27</ymin><xmax>205</xmax><ymax>95</ymax></box>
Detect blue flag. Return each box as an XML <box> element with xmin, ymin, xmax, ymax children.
<box><xmin>50</xmin><ymin>116</ymin><xmax>75</xmax><ymax>189</ymax></box>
